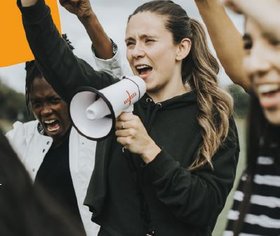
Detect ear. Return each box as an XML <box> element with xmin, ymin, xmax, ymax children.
<box><xmin>176</xmin><ymin>38</ymin><xmax>191</xmax><ymax>61</ymax></box>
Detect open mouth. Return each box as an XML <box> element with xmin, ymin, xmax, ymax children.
<box><xmin>257</xmin><ymin>84</ymin><xmax>280</xmax><ymax>95</ymax></box>
<box><xmin>43</xmin><ymin>119</ymin><xmax>60</xmax><ymax>133</ymax></box>
<box><xmin>135</xmin><ymin>64</ymin><xmax>153</xmax><ymax>78</ymax></box>
<box><xmin>256</xmin><ymin>83</ymin><xmax>280</xmax><ymax>108</ymax></box>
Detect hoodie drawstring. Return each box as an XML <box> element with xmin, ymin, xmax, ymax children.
<box><xmin>144</xmin><ymin>97</ymin><xmax>162</xmax><ymax>133</ymax></box>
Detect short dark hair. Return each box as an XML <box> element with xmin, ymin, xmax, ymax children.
<box><xmin>24</xmin><ymin>60</ymin><xmax>43</xmax><ymax>112</ymax></box>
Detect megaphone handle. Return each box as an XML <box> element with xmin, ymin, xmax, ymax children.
<box><xmin>123</xmin><ymin>105</ymin><xmax>134</xmax><ymax>113</ymax></box>
<box><xmin>116</xmin><ymin>105</ymin><xmax>133</xmax><ymax>118</ymax></box>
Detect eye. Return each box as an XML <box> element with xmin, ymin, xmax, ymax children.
<box><xmin>31</xmin><ymin>101</ymin><xmax>42</xmax><ymax>109</ymax></box>
<box><xmin>242</xmin><ymin>33</ymin><xmax>252</xmax><ymax>50</ymax></box>
<box><xmin>145</xmin><ymin>38</ymin><xmax>155</xmax><ymax>44</ymax></box>
<box><xmin>50</xmin><ymin>97</ymin><xmax>62</xmax><ymax>104</ymax></box>
<box><xmin>267</xmin><ymin>37</ymin><xmax>280</xmax><ymax>47</ymax></box>
<box><xmin>125</xmin><ymin>39</ymin><xmax>135</xmax><ymax>47</ymax></box>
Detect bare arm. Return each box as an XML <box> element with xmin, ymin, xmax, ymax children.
<box><xmin>21</xmin><ymin>0</ymin><xmax>37</xmax><ymax>7</ymax></box>
<box><xmin>224</xmin><ymin>0</ymin><xmax>280</xmax><ymax>40</ymax></box>
<box><xmin>194</xmin><ymin>0</ymin><xmax>249</xmax><ymax>90</ymax></box>
<box><xmin>59</xmin><ymin>0</ymin><xmax>113</xmax><ymax>59</ymax></box>
<box><xmin>21</xmin><ymin>0</ymin><xmax>113</xmax><ymax>59</ymax></box>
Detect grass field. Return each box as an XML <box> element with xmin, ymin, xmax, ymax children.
<box><xmin>212</xmin><ymin>118</ymin><xmax>247</xmax><ymax>235</ymax></box>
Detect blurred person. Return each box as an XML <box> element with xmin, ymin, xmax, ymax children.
<box><xmin>194</xmin><ymin>0</ymin><xmax>280</xmax><ymax>235</ymax></box>
<box><xmin>18</xmin><ymin>0</ymin><xmax>240</xmax><ymax>235</ymax></box>
<box><xmin>224</xmin><ymin>1</ymin><xmax>280</xmax><ymax>234</ymax></box>
<box><xmin>0</xmin><ymin>128</ymin><xmax>85</xmax><ymax>236</ymax></box>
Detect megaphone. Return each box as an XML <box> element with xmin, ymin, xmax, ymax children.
<box><xmin>69</xmin><ymin>76</ymin><xmax>146</xmax><ymax>140</ymax></box>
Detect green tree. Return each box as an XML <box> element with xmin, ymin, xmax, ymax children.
<box><xmin>0</xmin><ymin>80</ymin><xmax>29</xmax><ymax>123</ymax></box>
<box><xmin>227</xmin><ymin>84</ymin><xmax>250</xmax><ymax>118</ymax></box>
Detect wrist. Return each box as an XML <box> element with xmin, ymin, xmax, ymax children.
<box><xmin>78</xmin><ymin>10</ymin><xmax>96</xmax><ymax>24</ymax></box>
<box><xmin>141</xmin><ymin>142</ymin><xmax>161</xmax><ymax>164</ymax></box>
<box><xmin>21</xmin><ymin>0</ymin><xmax>37</xmax><ymax>7</ymax></box>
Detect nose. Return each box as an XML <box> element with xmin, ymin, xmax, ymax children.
<box><xmin>130</xmin><ymin>43</ymin><xmax>145</xmax><ymax>59</ymax></box>
<box><xmin>41</xmin><ymin>104</ymin><xmax>53</xmax><ymax>116</ymax></box>
<box><xmin>244</xmin><ymin>43</ymin><xmax>271</xmax><ymax>81</ymax></box>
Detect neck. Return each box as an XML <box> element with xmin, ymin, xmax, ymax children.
<box><xmin>148</xmin><ymin>83</ymin><xmax>191</xmax><ymax>103</ymax></box>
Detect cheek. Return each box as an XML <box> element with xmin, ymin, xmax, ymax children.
<box><xmin>271</xmin><ymin>51</ymin><xmax>280</xmax><ymax>69</ymax></box>
<box><xmin>126</xmin><ymin>49</ymin><xmax>133</xmax><ymax>63</ymax></box>
<box><xmin>32</xmin><ymin>108</ymin><xmax>41</xmax><ymax>119</ymax></box>
<box><xmin>242</xmin><ymin>56</ymin><xmax>251</xmax><ymax>76</ymax></box>
<box><xmin>264</xmin><ymin>44</ymin><xmax>280</xmax><ymax>64</ymax></box>
<box><xmin>60</xmin><ymin>105</ymin><xmax>70</xmax><ymax>119</ymax></box>
<box><xmin>56</xmin><ymin>103</ymin><xmax>68</xmax><ymax>114</ymax></box>
<box><xmin>61</xmin><ymin>106</ymin><xmax>70</xmax><ymax>116</ymax></box>
<box><xmin>157</xmin><ymin>53</ymin><xmax>176</xmax><ymax>71</ymax></box>
<box><xmin>242</xmin><ymin>52</ymin><xmax>261</xmax><ymax>83</ymax></box>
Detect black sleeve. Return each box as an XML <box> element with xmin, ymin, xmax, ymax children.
<box><xmin>145</xmin><ymin>118</ymin><xmax>240</xmax><ymax>228</ymax></box>
<box><xmin>17</xmin><ymin>0</ymin><xmax>119</xmax><ymax>103</ymax></box>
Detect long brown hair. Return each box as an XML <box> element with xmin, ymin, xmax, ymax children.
<box><xmin>129</xmin><ymin>0</ymin><xmax>233</xmax><ymax>169</ymax></box>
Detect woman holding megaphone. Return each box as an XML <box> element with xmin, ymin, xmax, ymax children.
<box><xmin>18</xmin><ymin>0</ymin><xmax>239</xmax><ymax>235</ymax></box>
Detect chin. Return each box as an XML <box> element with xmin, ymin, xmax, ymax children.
<box><xmin>47</xmin><ymin>132</ymin><xmax>60</xmax><ymax>139</ymax></box>
<box><xmin>46</xmin><ymin>129</ymin><xmax>63</xmax><ymax>137</ymax></box>
<box><xmin>264</xmin><ymin>110</ymin><xmax>280</xmax><ymax>126</ymax></box>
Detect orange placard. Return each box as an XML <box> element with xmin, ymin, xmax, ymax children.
<box><xmin>0</xmin><ymin>0</ymin><xmax>61</xmax><ymax>67</ymax></box>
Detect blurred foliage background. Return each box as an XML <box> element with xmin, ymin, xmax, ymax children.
<box><xmin>0</xmin><ymin>79</ymin><xmax>30</xmax><ymax>131</ymax></box>
<box><xmin>228</xmin><ymin>83</ymin><xmax>250</xmax><ymax>118</ymax></box>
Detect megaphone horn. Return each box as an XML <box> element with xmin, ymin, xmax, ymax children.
<box><xmin>69</xmin><ymin>76</ymin><xmax>146</xmax><ymax>140</ymax></box>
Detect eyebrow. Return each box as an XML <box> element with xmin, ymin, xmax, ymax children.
<box><xmin>125</xmin><ymin>34</ymin><xmax>155</xmax><ymax>42</ymax></box>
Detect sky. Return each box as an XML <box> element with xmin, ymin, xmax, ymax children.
<box><xmin>0</xmin><ymin>0</ymin><xmax>244</xmax><ymax>94</ymax></box>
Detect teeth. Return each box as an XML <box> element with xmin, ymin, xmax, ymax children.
<box><xmin>257</xmin><ymin>84</ymin><xmax>280</xmax><ymax>94</ymax></box>
<box><xmin>44</xmin><ymin>119</ymin><xmax>56</xmax><ymax>124</ymax></box>
<box><xmin>47</xmin><ymin>125</ymin><xmax>59</xmax><ymax>132</ymax></box>
<box><xmin>136</xmin><ymin>65</ymin><xmax>150</xmax><ymax>70</ymax></box>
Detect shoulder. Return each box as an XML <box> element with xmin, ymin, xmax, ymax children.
<box><xmin>6</xmin><ymin>120</ymin><xmax>39</xmax><ymax>141</ymax></box>
<box><xmin>11</xmin><ymin>120</ymin><xmax>38</xmax><ymax>132</ymax></box>
<box><xmin>5</xmin><ymin>120</ymin><xmax>42</xmax><ymax>159</ymax></box>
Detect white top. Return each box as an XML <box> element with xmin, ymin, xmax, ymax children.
<box><xmin>6</xmin><ymin>120</ymin><xmax>100</xmax><ymax>236</ymax></box>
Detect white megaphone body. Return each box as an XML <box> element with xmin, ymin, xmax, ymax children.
<box><xmin>69</xmin><ymin>76</ymin><xmax>146</xmax><ymax>140</ymax></box>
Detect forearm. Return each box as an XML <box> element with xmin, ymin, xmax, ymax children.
<box><xmin>79</xmin><ymin>12</ymin><xmax>114</xmax><ymax>59</ymax></box>
<box><xmin>21</xmin><ymin>0</ymin><xmax>37</xmax><ymax>7</ymax></box>
<box><xmin>18</xmin><ymin>0</ymin><xmax>117</xmax><ymax>102</ymax></box>
<box><xmin>141</xmin><ymin>141</ymin><xmax>161</xmax><ymax>164</ymax></box>
<box><xmin>231</xmin><ymin>0</ymin><xmax>280</xmax><ymax>40</ymax></box>
<box><xmin>146</xmin><ymin>119</ymin><xmax>239</xmax><ymax>226</ymax></box>
<box><xmin>146</xmin><ymin>149</ymin><xmax>231</xmax><ymax>227</ymax></box>
<box><xmin>195</xmin><ymin>0</ymin><xmax>249</xmax><ymax>90</ymax></box>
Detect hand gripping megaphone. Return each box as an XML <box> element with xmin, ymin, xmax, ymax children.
<box><xmin>69</xmin><ymin>76</ymin><xmax>146</xmax><ymax>140</ymax></box>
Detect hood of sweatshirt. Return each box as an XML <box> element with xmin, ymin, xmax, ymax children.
<box><xmin>136</xmin><ymin>91</ymin><xmax>198</xmax><ymax>132</ymax></box>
